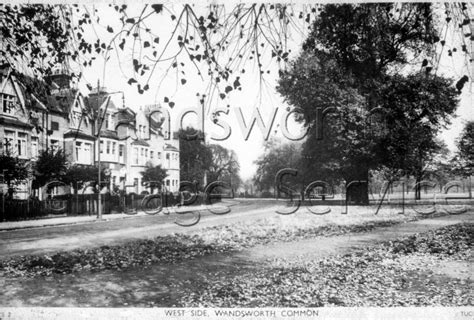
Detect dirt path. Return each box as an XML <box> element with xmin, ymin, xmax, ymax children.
<box><xmin>0</xmin><ymin>212</ymin><xmax>471</xmax><ymax>307</ymax></box>
<box><xmin>237</xmin><ymin>212</ymin><xmax>474</xmax><ymax>261</ymax></box>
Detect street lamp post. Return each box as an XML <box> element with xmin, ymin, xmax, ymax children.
<box><xmin>97</xmin><ymin>118</ymin><xmax>103</xmax><ymax>220</ymax></box>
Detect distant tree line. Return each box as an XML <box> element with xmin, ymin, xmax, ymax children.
<box><xmin>179</xmin><ymin>127</ymin><xmax>241</xmax><ymax>191</ymax></box>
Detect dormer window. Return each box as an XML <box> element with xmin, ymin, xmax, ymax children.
<box><xmin>104</xmin><ymin>113</ymin><xmax>114</xmax><ymax>130</ymax></box>
<box><xmin>1</xmin><ymin>94</ymin><xmax>16</xmax><ymax>115</ymax></box>
<box><xmin>108</xmin><ymin>114</ymin><xmax>114</xmax><ymax>130</ymax></box>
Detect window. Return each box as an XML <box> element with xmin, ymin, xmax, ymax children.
<box><xmin>71</xmin><ymin>111</ymin><xmax>81</xmax><ymax>128</ymax></box>
<box><xmin>145</xmin><ymin>149</ymin><xmax>148</xmax><ymax>158</ymax></box>
<box><xmin>83</xmin><ymin>143</ymin><xmax>92</xmax><ymax>164</ymax></box>
<box><xmin>51</xmin><ymin>121</ymin><xmax>59</xmax><ymax>131</ymax></box>
<box><xmin>4</xmin><ymin>130</ymin><xmax>14</xmax><ymax>154</ymax></box>
<box><xmin>75</xmin><ymin>141</ymin><xmax>91</xmax><ymax>164</ymax></box>
<box><xmin>75</xmin><ymin>142</ymin><xmax>82</xmax><ymax>161</ymax></box>
<box><xmin>31</xmin><ymin>137</ymin><xmax>38</xmax><ymax>158</ymax></box>
<box><xmin>106</xmin><ymin>141</ymin><xmax>111</xmax><ymax>154</ymax></box>
<box><xmin>50</xmin><ymin>139</ymin><xmax>59</xmax><ymax>152</ymax></box>
<box><xmin>133</xmin><ymin>147</ymin><xmax>138</xmax><ymax>164</ymax></box>
<box><xmin>108</xmin><ymin>114</ymin><xmax>114</xmax><ymax>130</ymax></box>
<box><xmin>100</xmin><ymin>140</ymin><xmax>104</xmax><ymax>153</ymax></box>
<box><xmin>134</xmin><ymin>178</ymin><xmax>139</xmax><ymax>193</ymax></box>
<box><xmin>119</xmin><ymin>144</ymin><xmax>124</xmax><ymax>163</ymax></box>
<box><xmin>166</xmin><ymin>153</ymin><xmax>170</xmax><ymax>160</ymax></box>
<box><xmin>105</xmin><ymin>114</ymin><xmax>109</xmax><ymax>130</ymax></box>
<box><xmin>112</xmin><ymin>142</ymin><xmax>116</xmax><ymax>155</ymax></box>
<box><xmin>1</xmin><ymin>94</ymin><xmax>15</xmax><ymax>115</ymax></box>
<box><xmin>158</xmin><ymin>152</ymin><xmax>161</xmax><ymax>159</ymax></box>
<box><xmin>150</xmin><ymin>151</ymin><xmax>154</xmax><ymax>159</ymax></box>
<box><xmin>166</xmin><ymin>179</ymin><xmax>170</xmax><ymax>186</ymax></box>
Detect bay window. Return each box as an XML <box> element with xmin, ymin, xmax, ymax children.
<box><xmin>3</xmin><ymin>130</ymin><xmax>14</xmax><ymax>154</ymax></box>
<box><xmin>31</xmin><ymin>137</ymin><xmax>38</xmax><ymax>158</ymax></box>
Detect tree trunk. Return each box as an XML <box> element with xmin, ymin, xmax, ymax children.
<box><xmin>346</xmin><ymin>168</ymin><xmax>369</xmax><ymax>205</ymax></box>
<box><xmin>415</xmin><ymin>175</ymin><xmax>421</xmax><ymax>200</ymax></box>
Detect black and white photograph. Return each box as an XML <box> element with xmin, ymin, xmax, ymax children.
<box><xmin>0</xmin><ymin>1</ymin><xmax>473</xmax><ymax>319</ymax></box>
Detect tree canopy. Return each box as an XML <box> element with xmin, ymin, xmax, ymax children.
<box><xmin>0</xmin><ymin>5</ymin><xmax>72</xmax><ymax>77</ymax></box>
<box><xmin>62</xmin><ymin>164</ymin><xmax>108</xmax><ymax>188</ymax></box>
<box><xmin>254</xmin><ymin>139</ymin><xmax>301</xmax><ymax>192</ymax></box>
<box><xmin>32</xmin><ymin>148</ymin><xmax>68</xmax><ymax>189</ymax></box>
<box><xmin>207</xmin><ymin>144</ymin><xmax>240</xmax><ymax>189</ymax></box>
<box><xmin>179</xmin><ymin>128</ymin><xmax>241</xmax><ymax>189</ymax></box>
<box><xmin>454</xmin><ymin>121</ymin><xmax>474</xmax><ymax>177</ymax></box>
<box><xmin>277</xmin><ymin>3</ymin><xmax>463</xmax><ymax>203</ymax></box>
<box><xmin>0</xmin><ymin>153</ymin><xmax>29</xmax><ymax>190</ymax></box>
<box><xmin>140</xmin><ymin>163</ymin><xmax>168</xmax><ymax>193</ymax></box>
<box><xmin>1</xmin><ymin>3</ymin><xmax>472</xmax><ymax>108</ymax></box>
<box><xmin>179</xmin><ymin>128</ymin><xmax>212</xmax><ymax>187</ymax></box>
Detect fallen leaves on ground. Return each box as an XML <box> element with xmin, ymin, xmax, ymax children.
<box><xmin>0</xmin><ymin>217</ymin><xmax>407</xmax><ymax>278</ymax></box>
<box><xmin>179</xmin><ymin>223</ymin><xmax>473</xmax><ymax>307</ymax></box>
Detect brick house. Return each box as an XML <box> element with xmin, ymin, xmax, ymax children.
<box><xmin>0</xmin><ymin>64</ymin><xmax>180</xmax><ymax>197</ymax></box>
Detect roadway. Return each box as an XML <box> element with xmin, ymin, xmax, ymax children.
<box><xmin>0</xmin><ymin>199</ymin><xmax>283</xmax><ymax>258</ymax></box>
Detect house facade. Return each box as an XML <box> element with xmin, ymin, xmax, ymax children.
<box><xmin>0</xmin><ymin>64</ymin><xmax>180</xmax><ymax>197</ymax></box>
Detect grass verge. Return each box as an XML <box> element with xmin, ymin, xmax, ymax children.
<box><xmin>180</xmin><ymin>223</ymin><xmax>473</xmax><ymax>307</ymax></box>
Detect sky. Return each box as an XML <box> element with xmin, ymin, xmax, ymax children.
<box><xmin>75</xmin><ymin>3</ymin><xmax>473</xmax><ymax>181</ymax></box>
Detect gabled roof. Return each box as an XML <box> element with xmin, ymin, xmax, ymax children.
<box><xmin>115</xmin><ymin>107</ymin><xmax>136</xmax><ymax>121</ymax></box>
<box><xmin>85</xmin><ymin>93</ymin><xmax>117</xmax><ymax>112</ymax></box>
<box><xmin>13</xmin><ymin>70</ymin><xmax>82</xmax><ymax>115</ymax></box>
<box><xmin>46</xmin><ymin>89</ymin><xmax>79</xmax><ymax>114</ymax></box>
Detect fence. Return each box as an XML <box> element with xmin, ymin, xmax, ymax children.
<box><xmin>0</xmin><ymin>192</ymin><xmax>208</xmax><ymax>222</ymax></box>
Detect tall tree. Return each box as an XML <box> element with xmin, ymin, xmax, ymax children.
<box><xmin>373</xmin><ymin>73</ymin><xmax>459</xmax><ymax>198</ymax></box>
<box><xmin>453</xmin><ymin>121</ymin><xmax>474</xmax><ymax>177</ymax></box>
<box><xmin>278</xmin><ymin>3</ymin><xmax>459</xmax><ymax>204</ymax></box>
<box><xmin>179</xmin><ymin>128</ymin><xmax>212</xmax><ymax>188</ymax></box>
<box><xmin>207</xmin><ymin>144</ymin><xmax>240</xmax><ymax>189</ymax></box>
<box><xmin>254</xmin><ymin>139</ymin><xmax>302</xmax><ymax>193</ymax></box>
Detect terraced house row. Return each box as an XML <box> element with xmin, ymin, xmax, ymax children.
<box><xmin>0</xmin><ymin>64</ymin><xmax>180</xmax><ymax>198</ymax></box>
